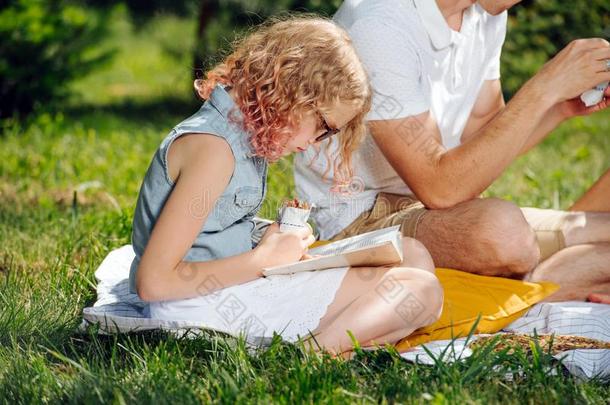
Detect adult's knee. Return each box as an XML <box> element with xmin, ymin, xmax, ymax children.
<box><xmin>475</xmin><ymin>199</ymin><xmax>540</xmax><ymax>277</ymax></box>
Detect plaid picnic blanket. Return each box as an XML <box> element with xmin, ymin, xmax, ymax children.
<box><xmin>79</xmin><ymin>245</ymin><xmax>610</xmax><ymax>380</ymax></box>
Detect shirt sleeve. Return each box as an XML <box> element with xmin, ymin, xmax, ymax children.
<box><xmin>483</xmin><ymin>10</ymin><xmax>507</xmax><ymax>81</ymax></box>
<box><xmin>347</xmin><ymin>18</ymin><xmax>430</xmax><ymax>121</ymax></box>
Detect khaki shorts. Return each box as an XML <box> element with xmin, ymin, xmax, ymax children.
<box><xmin>330</xmin><ymin>192</ymin><xmax>566</xmax><ymax>261</ymax></box>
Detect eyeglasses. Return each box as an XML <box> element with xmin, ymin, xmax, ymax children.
<box><xmin>314</xmin><ymin>111</ymin><xmax>342</xmax><ymax>143</ymax></box>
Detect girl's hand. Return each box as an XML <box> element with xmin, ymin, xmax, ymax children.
<box><xmin>253</xmin><ymin>224</ymin><xmax>315</xmax><ymax>271</ymax></box>
<box><xmin>301</xmin><ymin>253</ymin><xmax>322</xmax><ymax>261</ymax></box>
<box><xmin>258</xmin><ymin>222</ymin><xmax>281</xmax><ymax>245</ymax></box>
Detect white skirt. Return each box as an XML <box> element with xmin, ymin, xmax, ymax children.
<box><xmin>149</xmin><ymin>267</ymin><xmax>349</xmax><ymax>342</ymax></box>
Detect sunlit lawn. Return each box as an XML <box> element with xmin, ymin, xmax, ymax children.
<box><xmin>0</xmin><ymin>7</ymin><xmax>608</xmax><ymax>403</ymax></box>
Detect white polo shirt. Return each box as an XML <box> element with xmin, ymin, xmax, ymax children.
<box><xmin>294</xmin><ymin>0</ymin><xmax>507</xmax><ymax>240</ymax></box>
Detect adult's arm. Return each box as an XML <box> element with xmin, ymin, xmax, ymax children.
<box><xmin>369</xmin><ymin>78</ymin><xmax>549</xmax><ymax>209</ymax></box>
<box><xmin>570</xmin><ymin>169</ymin><xmax>610</xmax><ymax>212</ymax></box>
<box><xmin>461</xmin><ymin>80</ymin><xmax>569</xmax><ymax>155</ymax></box>
<box><xmin>464</xmin><ymin>63</ymin><xmax>610</xmax><ymax>155</ymax></box>
<box><xmin>370</xmin><ymin>39</ymin><xmax>610</xmax><ymax>209</ymax></box>
<box><xmin>520</xmin><ymin>83</ymin><xmax>610</xmax><ymax>154</ymax></box>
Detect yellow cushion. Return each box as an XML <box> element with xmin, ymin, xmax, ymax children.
<box><xmin>395</xmin><ymin>268</ymin><xmax>559</xmax><ymax>350</ymax></box>
<box><xmin>310</xmin><ymin>240</ymin><xmax>558</xmax><ymax>350</ymax></box>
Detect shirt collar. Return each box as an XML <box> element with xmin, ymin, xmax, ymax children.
<box><xmin>413</xmin><ymin>0</ymin><xmax>481</xmax><ymax>50</ymax></box>
<box><xmin>413</xmin><ymin>0</ymin><xmax>452</xmax><ymax>50</ymax></box>
<box><xmin>207</xmin><ymin>84</ymin><xmax>258</xmax><ymax>159</ymax></box>
<box><xmin>208</xmin><ymin>83</ymin><xmax>239</xmax><ymax>119</ymax></box>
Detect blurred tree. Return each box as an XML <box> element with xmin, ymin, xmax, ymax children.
<box><xmin>192</xmin><ymin>0</ymin><xmax>342</xmax><ymax>78</ymax></box>
<box><xmin>84</xmin><ymin>0</ymin><xmax>200</xmax><ymax>27</ymax></box>
<box><xmin>0</xmin><ymin>0</ymin><xmax>114</xmax><ymax>118</ymax></box>
<box><xmin>191</xmin><ymin>0</ymin><xmax>609</xmax><ymax>98</ymax></box>
<box><xmin>3</xmin><ymin>0</ymin><xmax>606</xmax><ymax>118</ymax></box>
<box><xmin>502</xmin><ymin>0</ymin><xmax>610</xmax><ymax>98</ymax></box>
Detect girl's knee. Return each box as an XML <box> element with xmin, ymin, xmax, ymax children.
<box><xmin>407</xmin><ymin>272</ymin><xmax>443</xmax><ymax>320</ymax></box>
<box><xmin>384</xmin><ymin>266</ymin><xmax>438</xmax><ymax>285</ymax></box>
<box><xmin>401</xmin><ymin>237</ymin><xmax>435</xmax><ymax>272</ymax></box>
<box><xmin>418</xmin><ymin>276</ymin><xmax>444</xmax><ymax>325</ymax></box>
<box><xmin>380</xmin><ymin>267</ymin><xmax>444</xmax><ymax>324</ymax></box>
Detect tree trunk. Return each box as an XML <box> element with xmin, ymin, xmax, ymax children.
<box><xmin>193</xmin><ymin>0</ymin><xmax>219</xmax><ymax>81</ymax></box>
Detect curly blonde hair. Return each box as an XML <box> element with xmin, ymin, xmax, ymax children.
<box><xmin>194</xmin><ymin>15</ymin><xmax>372</xmax><ymax>188</ymax></box>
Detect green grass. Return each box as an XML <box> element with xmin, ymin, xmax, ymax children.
<box><xmin>1</xmin><ymin>8</ymin><xmax>609</xmax><ymax>404</ymax></box>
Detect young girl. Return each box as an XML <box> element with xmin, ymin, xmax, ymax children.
<box><xmin>129</xmin><ymin>16</ymin><xmax>443</xmax><ymax>357</ymax></box>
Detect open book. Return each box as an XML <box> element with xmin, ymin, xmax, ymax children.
<box><xmin>262</xmin><ymin>225</ymin><xmax>403</xmax><ymax>276</ymax></box>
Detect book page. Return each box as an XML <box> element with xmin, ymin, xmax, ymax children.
<box><xmin>308</xmin><ymin>225</ymin><xmax>401</xmax><ymax>256</ymax></box>
<box><xmin>262</xmin><ymin>225</ymin><xmax>402</xmax><ymax>276</ymax></box>
<box><xmin>262</xmin><ymin>241</ymin><xmax>399</xmax><ymax>276</ymax></box>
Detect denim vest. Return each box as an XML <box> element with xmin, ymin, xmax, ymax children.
<box><xmin>129</xmin><ymin>85</ymin><xmax>268</xmax><ymax>294</ymax></box>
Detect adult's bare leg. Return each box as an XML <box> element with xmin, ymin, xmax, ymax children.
<box><xmin>517</xmin><ymin>207</ymin><xmax>610</xmax><ymax>303</ymax></box>
<box><xmin>415</xmin><ymin>198</ymin><xmax>540</xmax><ymax>278</ymax></box>
<box><xmin>527</xmin><ymin>243</ymin><xmax>610</xmax><ymax>302</ymax></box>
<box><xmin>560</xmin><ymin>211</ymin><xmax>610</xmax><ymax>245</ymax></box>
<box><xmin>587</xmin><ymin>293</ymin><xmax>610</xmax><ymax>304</ymax></box>
<box><xmin>521</xmin><ymin>207</ymin><xmax>610</xmax><ymax>248</ymax></box>
<box><xmin>570</xmin><ymin>169</ymin><xmax>610</xmax><ymax>212</ymax></box>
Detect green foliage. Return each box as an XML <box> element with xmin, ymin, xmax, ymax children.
<box><xmin>1</xmin><ymin>7</ymin><xmax>610</xmax><ymax>403</ymax></box>
<box><xmin>501</xmin><ymin>0</ymin><xmax>610</xmax><ymax>98</ymax></box>
<box><xmin>188</xmin><ymin>0</ymin><xmax>610</xmax><ymax>98</ymax></box>
<box><xmin>192</xmin><ymin>0</ymin><xmax>343</xmax><ymax>74</ymax></box>
<box><xmin>0</xmin><ymin>0</ymin><xmax>114</xmax><ymax>117</ymax></box>
<box><xmin>83</xmin><ymin>0</ymin><xmax>201</xmax><ymax>28</ymax></box>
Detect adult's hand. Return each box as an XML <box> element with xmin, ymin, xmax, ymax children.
<box><xmin>557</xmin><ymin>86</ymin><xmax>610</xmax><ymax>119</ymax></box>
<box><xmin>534</xmin><ymin>38</ymin><xmax>610</xmax><ymax>104</ymax></box>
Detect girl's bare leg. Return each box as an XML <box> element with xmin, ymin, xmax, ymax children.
<box><xmin>305</xmin><ymin>238</ymin><xmax>443</xmax><ymax>356</ymax></box>
<box><xmin>312</xmin><ymin>238</ymin><xmax>436</xmax><ymax>333</ymax></box>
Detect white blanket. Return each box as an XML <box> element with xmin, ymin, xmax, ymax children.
<box><xmin>401</xmin><ymin>302</ymin><xmax>610</xmax><ymax>380</ymax></box>
<box><xmin>80</xmin><ymin>245</ymin><xmax>610</xmax><ymax>379</ymax></box>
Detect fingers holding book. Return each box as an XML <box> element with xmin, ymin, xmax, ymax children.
<box><xmin>253</xmin><ymin>218</ymin><xmax>316</xmax><ymax>272</ymax></box>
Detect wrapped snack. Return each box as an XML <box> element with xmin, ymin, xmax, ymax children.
<box><xmin>580</xmin><ymin>81</ymin><xmax>609</xmax><ymax>107</ymax></box>
<box><xmin>277</xmin><ymin>198</ymin><xmax>312</xmax><ymax>233</ymax></box>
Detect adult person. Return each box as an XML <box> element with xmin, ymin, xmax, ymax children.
<box><xmin>295</xmin><ymin>0</ymin><xmax>610</xmax><ymax>302</ymax></box>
